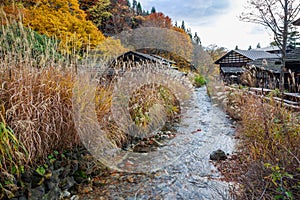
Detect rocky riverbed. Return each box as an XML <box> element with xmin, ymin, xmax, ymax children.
<box><xmin>78</xmin><ymin>86</ymin><xmax>236</xmax><ymax>199</ymax></box>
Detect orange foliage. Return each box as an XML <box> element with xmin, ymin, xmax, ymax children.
<box><xmin>143</xmin><ymin>12</ymin><xmax>172</xmax><ymax>28</ymax></box>
<box><xmin>172</xmin><ymin>26</ymin><xmax>186</xmax><ymax>34</ymax></box>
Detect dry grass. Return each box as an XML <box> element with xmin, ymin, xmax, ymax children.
<box><xmin>0</xmin><ymin>18</ymin><xmax>84</xmax><ymax>166</ymax></box>
<box><xmin>228</xmin><ymin>93</ymin><xmax>300</xmax><ymax>199</ymax></box>
<box><xmin>1</xmin><ymin>67</ymin><xmax>80</xmax><ymax>163</ymax></box>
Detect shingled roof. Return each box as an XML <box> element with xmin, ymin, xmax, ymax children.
<box><xmin>293</xmin><ymin>18</ymin><xmax>300</xmax><ymax>26</ymax></box>
<box><xmin>248</xmin><ymin>58</ymin><xmax>282</xmax><ymax>73</ymax></box>
<box><xmin>215</xmin><ymin>49</ymin><xmax>280</xmax><ymax>64</ymax></box>
<box><xmin>286</xmin><ymin>48</ymin><xmax>300</xmax><ymax>62</ymax></box>
<box><xmin>235</xmin><ymin>50</ymin><xmax>280</xmax><ymax>60</ymax></box>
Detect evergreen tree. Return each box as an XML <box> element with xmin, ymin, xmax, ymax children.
<box><xmin>126</xmin><ymin>0</ymin><xmax>131</xmax><ymax>7</ymax></box>
<box><xmin>256</xmin><ymin>42</ymin><xmax>261</xmax><ymax>48</ymax></box>
<box><xmin>174</xmin><ymin>21</ymin><xmax>178</xmax><ymax>27</ymax></box>
<box><xmin>235</xmin><ymin>45</ymin><xmax>239</xmax><ymax>50</ymax></box>
<box><xmin>186</xmin><ymin>28</ymin><xmax>192</xmax><ymax>40</ymax></box>
<box><xmin>287</xmin><ymin>27</ymin><xmax>300</xmax><ymax>48</ymax></box>
<box><xmin>248</xmin><ymin>45</ymin><xmax>252</xmax><ymax>50</ymax></box>
<box><xmin>193</xmin><ymin>32</ymin><xmax>201</xmax><ymax>45</ymax></box>
<box><xmin>136</xmin><ymin>2</ymin><xmax>142</xmax><ymax>15</ymax></box>
<box><xmin>151</xmin><ymin>6</ymin><xmax>156</xmax><ymax>14</ymax></box>
<box><xmin>181</xmin><ymin>20</ymin><xmax>185</xmax><ymax>31</ymax></box>
<box><xmin>132</xmin><ymin>0</ymin><xmax>137</xmax><ymax>10</ymax></box>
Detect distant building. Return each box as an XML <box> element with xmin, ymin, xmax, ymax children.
<box><xmin>214</xmin><ymin>49</ymin><xmax>279</xmax><ymax>84</ymax></box>
<box><xmin>102</xmin><ymin>51</ymin><xmax>185</xmax><ymax>82</ymax></box>
<box><xmin>244</xmin><ymin>48</ymin><xmax>300</xmax><ymax>92</ymax></box>
<box><xmin>109</xmin><ymin>50</ymin><xmax>176</xmax><ymax>69</ymax></box>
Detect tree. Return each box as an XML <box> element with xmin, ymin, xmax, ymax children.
<box><xmin>205</xmin><ymin>44</ymin><xmax>228</xmax><ymax>61</ymax></box>
<box><xmin>126</xmin><ymin>0</ymin><xmax>131</xmax><ymax>7</ymax></box>
<box><xmin>235</xmin><ymin>45</ymin><xmax>239</xmax><ymax>50</ymax></box>
<box><xmin>143</xmin><ymin>12</ymin><xmax>172</xmax><ymax>28</ymax></box>
<box><xmin>256</xmin><ymin>42</ymin><xmax>261</xmax><ymax>48</ymax></box>
<box><xmin>240</xmin><ymin>0</ymin><xmax>300</xmax><ymax>89</ymax></box>
<box><xmin>186</xmin><ymin>28</ymin><xmax>192</xmax><ymax>40</ymax></box>
<box><xmin>84</xmin><ymin>0</ymin><xmax>112</xmax><ymax>31</ymax></box>
<box><xmin>248</xmin><ymin>45</ymin><xmax>252</xmax><ymax>50</ymax></box>
<box><xmin>151</xmin><ymin>6</ymin><xmax>156</xmax><ymax>14</ymax></box>
<box><xmin>181</xmin><ymin>20</ymin><xmax>185</xmax><ymax>31</ymax></box>
<box><xmin>132</xmin><ymin>0</ymin><xmax>137</xmax><ymax>11</ymax></box>
<box><xmin>287</xmin><ymin>27</ymin><xmax>300</xmax><ymax>48</ymax></box>
<box><xmin>22</xmin><ymin>0</ymin><xmax>105</xmax><ymax>50</ymax></box>
<box><xmin>136</xmin><ymin>2</ymin><xmax>142</xmax><ymax>15</ymax></box>
<box><xmin>101</xmin><ymin>1</ymin><xmax>134</xmax><ymax>35</ymax></box>
<box><xmin>193</xmin><ymin>32</ymin><xmax>201</xmax><ymax>46</ymax></box>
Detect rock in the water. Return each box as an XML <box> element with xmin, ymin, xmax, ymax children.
<box><xmin>59</xmin><ymin>176</ymin><xmax>76</xmax><ymax>190</ymax></box>
<box><xmin>29</xmin><ymin>185</ymin><xmax>45</xmax><ymax>200</ymax></box>
<box><xmin>209</xmin><ymin>149</ymin><xmax>227</xmax><ymax>161</ymax></box>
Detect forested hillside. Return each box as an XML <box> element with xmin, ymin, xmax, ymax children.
<box><xmin>1</xmin><ymin>0</ymin><xmax>202</xmax><ymax>53</ymax></box>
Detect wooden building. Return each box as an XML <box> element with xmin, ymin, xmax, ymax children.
<box><xmin>246</xmin><ymin>48</ymin><xmax>300</xmax><ymax>92</ymax></box>
<box><xmin>285</xmin><ymin>48</ymin><xmax>300</xmax><ymax>92</ymax></box>
<box><xmin>102</xmin><ymin>51</ymin><xmax>183</xmax><ymax>82</ymax></box>
<box><xmin>109</xmin><ymin>50</ymin><xmax>176</xmax><ymax>69</ymax></box>
<box><xmin>214</xmin><ymin>49</ymin><xmax>280</xmax><ymax>84</ymax></box>
<box><xmin>293</xmin><ymin>18</ymin><xmax>300</xmax><ymax>26</ymax></box>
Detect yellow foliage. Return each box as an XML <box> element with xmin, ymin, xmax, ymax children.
<box><xmin>22</xmin><ymin>0</ymin><xmax>105</xmax><ymax>50</ymax></box>
<box><xmin>96</xmin><ymin>37</ymin><xmax>128</xmax><ymax>60</ymax></box>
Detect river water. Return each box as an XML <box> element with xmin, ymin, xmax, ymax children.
<box><xmin>81</xmin><ymin>86</ymin><xmax>236</xmax><ymax>200</ymax></box>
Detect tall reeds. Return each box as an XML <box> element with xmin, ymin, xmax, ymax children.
<box><xmin>0</xmin><ymin>18</ymin><xmax>80</xmax><ymax>165</ymax></box>
<box><xmin>232</xmin><ymin>92</ymin><xmax>300</xmax><ymax>199</ymax></box>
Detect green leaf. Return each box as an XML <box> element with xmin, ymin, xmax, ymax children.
<box><xmin>36</xmin><ymin>166</ymin><xmax>46</xmax><ymax>176</ymax></box>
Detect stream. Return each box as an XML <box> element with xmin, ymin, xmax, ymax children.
<box><xmin>80</xmin><ymin>86</ymin><xmax>236</xmax><ymax>200</ymax></box>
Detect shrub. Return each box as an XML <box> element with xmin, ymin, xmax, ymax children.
<box><xmin>234</xmin><ymin>93</ymin><xmax>300</xmax><ymax>199</ymax></box>
<box><xmin>193</xmin><ymin>74</ymin><xmax>206</xmax><ymax>87</ymax></box>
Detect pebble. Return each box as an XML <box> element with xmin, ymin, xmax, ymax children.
<box><xmin>70</xmin><ymin>195</ymin><xmax>79</xmax><ymax>200</ymax></box>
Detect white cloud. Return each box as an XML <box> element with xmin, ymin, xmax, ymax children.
<box><xmin>138</xmin><ymin>0</ymin><xmax>274</xmax><ymax>49</ymax></box>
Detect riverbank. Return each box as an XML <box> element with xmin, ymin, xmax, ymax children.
<box><xmin>75</xmin><ymin>86</ymin><xmax>236</xmax><ymax>199</ymax></box>
<box><xmin>209</xmin><ymin>84</ymin><xmax>300</xmax><ymax>199</ymax></box>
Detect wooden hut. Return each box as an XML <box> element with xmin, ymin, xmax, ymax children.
<box><xmin>109</xmin><ymin>50</ymin><xmax>176</xmax><ymax>69</ymax></box>
<box><xmin>214</xmin><ymin>49</ymin><xmax>280</xmax><ymax>84</ymax></box>
<box><xmin>293</xmin><ymin>18</ymin><xmax>300</xmax><ymax>26</ymax></box>
<box><xmin>246</xmin><ymin>48</ymin><xmax>300</xmax><ymax>92</ymax></box>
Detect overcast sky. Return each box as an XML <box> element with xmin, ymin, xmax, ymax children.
<box><xmin>138</xmin><ymin>0</ymin><xmax>277</xmax><ymax>50</ymax></box>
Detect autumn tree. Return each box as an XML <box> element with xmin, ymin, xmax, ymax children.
<box><xmin>101</xmin><ymin>0</ymin><xmax>135</xmax><ymax>35</ymax></box>
<box><xmin>22</xmin><ymin>0</ymin><xmax>105</xmax><ymax>50</ymax></box>
<box><xmin>205</xmin><ymin>44</ymin><xmax>228</xmax><ymax>61</ymax></box>
<box><xmin>84</xmin><ymin>0</ymin><xmax>112</xmax><ymax>31</ymax></box>
<box><xmin>241</xmin><ymin>0</ymin><xmax>300</xmax><ymax>89</ymax></box>
<box><xmin>117</xmin><ymin>27</ymin><xmax>193</xmax><ymax>69</ymax></box>
<box><xmin>143</xmin><ymin>12</ymin><xmax>172</xmax><ymax>28</ymax></box>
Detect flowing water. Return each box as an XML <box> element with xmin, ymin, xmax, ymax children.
<box><xmin>81</xmin><ymin>87</ymin><xmax>236</xmax><ymax>200</ymax></box>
